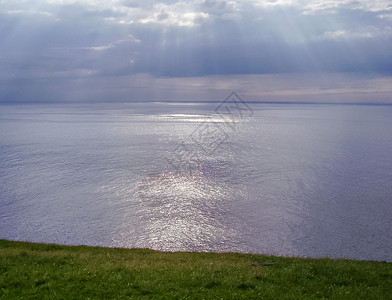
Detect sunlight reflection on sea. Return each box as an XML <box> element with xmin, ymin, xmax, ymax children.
<box><xmin>1</xmin><ymin>102</ymin><xmax>392</xmax><ymax>261</ymax></box>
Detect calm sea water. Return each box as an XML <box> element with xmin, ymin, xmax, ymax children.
<box><xmin>0</xmin><ymin>102</ymin><xmax>391</xmax><ymax>261</ymax></box>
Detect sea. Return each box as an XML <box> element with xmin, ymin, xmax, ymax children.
<box><xmin>0</xmin><ymin>101</ymin><xmax>391</xmax><ymax>261</ymax></box>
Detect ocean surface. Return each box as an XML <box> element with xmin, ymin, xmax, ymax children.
<box><xmin>0</xmin><ymin>101</ymin><xmax>391</xmax><ymax>261</ymax></box>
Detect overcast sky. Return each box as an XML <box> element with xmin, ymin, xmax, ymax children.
<box><xmin>1</xmin><ymin>0</ymin><xmax>392</xmax><ymax>103</ymax></box>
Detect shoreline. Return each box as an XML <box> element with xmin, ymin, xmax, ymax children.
<box><xmin>1</xmin><ymin>238</ymin><xmax>389</xmax><ymax>263</ymax></box>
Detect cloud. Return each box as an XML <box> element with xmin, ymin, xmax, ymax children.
<box><xmin>81</xmin><ymin>35</ymin><xmax>140</xmax><ymax>51</ymax></box>
<box><xmin>0</xmin><ymin>0</ymin><xmax>392</xmax><ymax>102</ymax></box>
<box><xmin>2</xmin><ymin>72</ymin><xmax>392</xmax><ymax>104</ymax></box>
<box><xmin>251</xmin><ymin>0</ymin><xmax>392</xmax><ymax>13</ymax></box>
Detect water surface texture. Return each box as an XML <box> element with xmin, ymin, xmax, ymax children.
<box><xmin>1</xmin><ymin>102</ymin><xmax>391</xmax><ymax>261</ymax></box>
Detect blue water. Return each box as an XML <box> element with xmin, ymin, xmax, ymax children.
<box><xmin>0</xmin><ymin>102</ymin><xmax>391</xmax><ymax>261</ymax></box>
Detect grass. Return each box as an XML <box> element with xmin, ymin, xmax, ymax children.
<box><xmin>0</xmin><ymin>239</ymin><xmax>391</xmax><ymax>299</ymax></box>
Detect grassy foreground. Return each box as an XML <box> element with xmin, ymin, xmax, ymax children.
<box><xmin>0</xmin><ymin>240</ymin><xmax>391</xmax><ymax>299</ymax></box>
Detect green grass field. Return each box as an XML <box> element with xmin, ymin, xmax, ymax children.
<box><xmin>0</xmin><ymin>239</ymin><xmax>391</xmax><ymax>299</ymax></box>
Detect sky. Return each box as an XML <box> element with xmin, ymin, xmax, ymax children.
<box><xmin>1</xmin><ymin>0</ymin><xmax>392</xmax><ymax>103</ymax></box>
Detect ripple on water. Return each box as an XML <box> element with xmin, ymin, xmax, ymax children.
<box><xmin>112</xmin><ymin>170</ymin><xmax>245</xmax><ymax>252</ymax></box>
